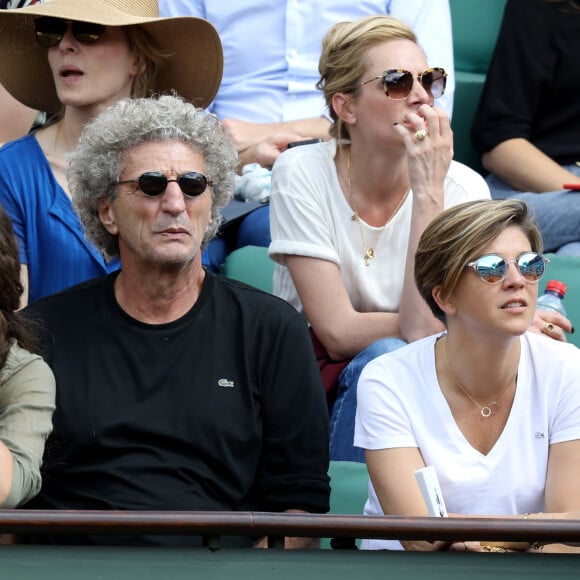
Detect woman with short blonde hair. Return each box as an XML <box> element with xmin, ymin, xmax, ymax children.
<box><xmin>356</xmin><ymin>199</ymin><xmax>580</xmax><ymax>553</ymax></box>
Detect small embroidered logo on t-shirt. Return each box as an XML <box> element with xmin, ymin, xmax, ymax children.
<box><xmin>218</xmin><ymin>379</ymin><xmax>235</xmax><ymax>388</ymax></box>
<box><xmin>535</xmin><ymin>431</ymin><xmax>545</xmax><ymax>439</ymax></box>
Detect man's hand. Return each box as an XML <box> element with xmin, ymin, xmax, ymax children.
<box><xmin>254</xmin><ymin>535</ymin><xmax>319</xmax><ymax>549</ymax></box>
<box><xmin>238</xmin><ymin>131</ymin><xmax>307</xmax><ymax>170</ymax></box>
<box><xmin>222</xmin><ymin>117</ymin><xmax>330</xmax><ymax>153</ymax></box>
<box><xmin>222</xmin><ymin>119</ymin><xmax>283</xmax><ymax>152</ymax></box>
<box><xmin>253</xmin><ymin>510</ymin><xmax>320</xmax><ymax>550</ymax></box>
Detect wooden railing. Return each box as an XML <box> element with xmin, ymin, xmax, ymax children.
<box><xmin>3</xmin><ymin>511</ymin><xmax>580</xmax><ymax>580</ymax></box>
<box><xmin>1</xmin><ymin>510</ymin><xmax>579</xmax><ymax>548</ymax></box>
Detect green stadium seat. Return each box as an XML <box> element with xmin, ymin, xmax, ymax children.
<box><xmin>450</xmin><ymin>0</ymin><xmax>507</xmax><ymax>174</ymax></box>
<box><xmin>322</xmin><ymin>460</ymin><xmax>369</xmax><ymax>549</ymax></box>
<box><xmin>221</xmin><ymin>245</ymin><xmax>274</xmax><ymax>293</ymax></box>
<box><xmin>328</xmin><ymin>460</ymin><xmax>368</xmax><ymax>515</ymax></box>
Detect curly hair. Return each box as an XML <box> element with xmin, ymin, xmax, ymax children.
<box><xmin>0</xmin><ymin>205</ymin><xmax>38</xmax><ymax>367</ymax></box>
<box><xmin>414</xmin><ymin>199</ymin><xmax>543</xmax><ymax>323</ymax></box>
<box><xmin>67</xmin><ymin>94</ymin><xmax>237</xmax><ymax>260</ymax></box>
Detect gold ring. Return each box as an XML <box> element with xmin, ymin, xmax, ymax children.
<box><xmin>544</xmin><ymin>322</ymin><xmax>555</xmax><ymax>334</ymax></box>
<box><xmin>415</xmin><ymin>129</ymin><xmax>428</xmax><ymax>141</ymax></box>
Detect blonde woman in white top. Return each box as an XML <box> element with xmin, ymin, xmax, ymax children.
<box><xmin>269</xmin><ymin>15</ymin><xmax>487</xmax><ymax>461</ymax></box>
<box><xmin>356</xmin><ymin>199</ymin><xmax>580</xmax><ymax>553</ymax></box>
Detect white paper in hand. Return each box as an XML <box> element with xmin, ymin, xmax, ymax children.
<box><xmin>414</xmin><ymin>465</ymin><xmax>448</xmax><ymax>517</ymax></box>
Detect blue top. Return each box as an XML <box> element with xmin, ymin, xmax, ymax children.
<box><xmin>0</xmin><ymin>134</ymin><xmax>120</xmax><ymax>304</ymax></box>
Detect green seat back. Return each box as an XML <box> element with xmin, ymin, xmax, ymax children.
<box><xmin>451</xmin><ymin>0</ymin><xmax>507</xmax><ymax>74</ymax></box>
<box><xmin>322</xmin><ymin>460</ymin><xmax>369</xmax><ymax>549</ymax></box>
<box><xmin>221</xmin><ymin>245</ymin><xmax>274</xmax><ymax>293</ymax></box>
<box><xmin>328</xmin><ymin>460</ymin><xmax>368</xmax><ymax>515</ymax></box>
<box><xmin>450</xmin><ymin>0</ymin><xmax>507</xmax><ymax>173</ymax></box>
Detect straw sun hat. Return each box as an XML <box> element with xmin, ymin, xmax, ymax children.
<box><xmin>0</xmin><ymin>0</ymin><xmax>223</xmax><ymax>113</ymax></box>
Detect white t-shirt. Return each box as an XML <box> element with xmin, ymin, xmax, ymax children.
<box><xmin>354</xmin><ymin>332</ymin><xmax>580</xmax><ymax>550</ymax></box>
<box><xmin>269</xmin><ymin>139</ymin><xmax>490</xmax><ymax>315</ymax></box>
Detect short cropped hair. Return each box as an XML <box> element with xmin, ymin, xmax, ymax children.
<box><xmin>316</xmin><ymin>15</ymin><xmax>416</xmax><ymax>141</ymax></box>
<box><xmin>414</xmin><ymin>199</ymin><xmax>544</xmax><ymax>322</ymax></box>
<box><xmin>68</xmin><ymin>94</ymin><xmax>237</xmax><ymax>260</ymax></box>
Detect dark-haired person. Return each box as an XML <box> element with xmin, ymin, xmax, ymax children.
<box><xmin>472</xmin><ymin>0</ymin><xmax>580</xmax><ymax>256</ymax></box>
<box><xmin>0</xmin><ymin>0</ymin><xmax>222</xmax><ymax>305</ymax></box>
<box><xmin>355</xmin><ymin>199</ymin><xmax>580</xmax><ymax>553</ymax></box>
<box><xmin>0</xmin><ymin>204</ymin><xmax>55</xmax><ymax>508</ymax></box>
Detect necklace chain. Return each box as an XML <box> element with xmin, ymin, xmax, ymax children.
<box><xmin>346</xmin><ymin>148</ymin><xmax>410</xmax><ymax>266</ymax></box>
<box><xmin>442</xmin><ymin>337</ymin><xmax>515</xmax><ymax>418</ymax></box>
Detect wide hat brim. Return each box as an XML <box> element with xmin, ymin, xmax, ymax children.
<box><xmin>0</xmin><ymin>0</ymin><xmax>223</xmax><ymax>112</ymax></box>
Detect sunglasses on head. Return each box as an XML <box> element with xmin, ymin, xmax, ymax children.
<box><xmin>34</xmin><ymin>16</ymin><xmax>106</xmax><ymax>48</ymax></box>
<box><xmin>361</xmin><ymin>67</ymin><xmax>447</xmax><ymax>100</ymax></box>
<box><xmin>116</xmin><ymin>171</ymin><xmax>213</xmax><ymax>198</ymax></box>
<box><xmin>466</xmin><ymin>252</ymin><xmax>549</xmax><ymax>285</ymax></box>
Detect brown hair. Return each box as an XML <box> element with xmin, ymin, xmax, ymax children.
<box><xmin>316</xmin><ymin>15</ymin><xmax>416</xmax><ymax>141</ymax></box>
<box><xmin>0</xmin><ymin>205</ymin><xmax>38</xmax><ymax>366</ymax></box>
<box><xmin>414</xmin><ymin>199</ymin><xmax>543</xmax><ymax>322</ymax></box>
<box><xmin>125</xmin><ymin>25</ymin><xmax>168</xmax><ymax>99</ymax></box>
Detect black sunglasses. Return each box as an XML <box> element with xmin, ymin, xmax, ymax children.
<box><xmin>116</xmin><ymin>171</ymin><xmax>213</xmax><ymax>198</ymax></box>
<box><xmin>466</xmin><ymin>252</ymin><xmax>549</xmax><ymax>285</ymax></box>
<box><xmin>34</xmin><ymin>16</ymin><xmax>106</xmax><ymax>48</ymax></box>
<box><xmin>361</xmin><ymin>67</ymin><xmax>447</xmax><ymax>100</ymax></box>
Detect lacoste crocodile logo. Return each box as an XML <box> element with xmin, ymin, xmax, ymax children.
<box><xmin>218</xmin><ymin>379</ymin><xmax>235</xmax><ymax>388</ymax></box>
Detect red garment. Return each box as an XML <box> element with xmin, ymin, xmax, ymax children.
<box><xmin>309</xmin><ymin>328</ymin><xmax>350</xmax><ymax>398</ymax></box>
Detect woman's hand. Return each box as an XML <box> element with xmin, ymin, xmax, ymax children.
<box><xmin>530</xmin><ymin>309</ymin><xmax>572</xmax><ymax>342</ymax></box>
<box><xmin>393</xmin><ymin>103</ymin><xmax>453</xmax><ymax>200</ymax></box>
<box><xmin>433</xmin><ymin>540</ymin><xmax>529</xmax><ymax>552</ymax></box>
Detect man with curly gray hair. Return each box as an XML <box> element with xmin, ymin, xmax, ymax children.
<box><xmin>69</xmin><ymin>94</ymin><xmax>237</xmax><ymax>261</ymax></box>
<box><xmin>22</xmin><ymin>95</ymin><xmax>330</xmax><ymax>548</ymax></box>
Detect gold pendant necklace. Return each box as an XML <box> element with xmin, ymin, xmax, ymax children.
<box><xmin>346</xmin><ymin>148</ymin><xmax>410</xmax><ymax>266</ymax></box>
<box><xmin>442</xmin><ymin>337</ymin><xmax>515</xmax><ymax>418</ymax></box>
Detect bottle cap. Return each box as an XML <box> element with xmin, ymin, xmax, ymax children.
<box><xmin>545</xmin><ymin>280</ymin><xmax>567</xmax><ymax>296</ymax></box>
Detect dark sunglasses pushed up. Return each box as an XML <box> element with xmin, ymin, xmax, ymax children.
<box><xmin>116</xmin><ymin>172</ymin><xmax>213</xmax><ymax>198</ymax></box>
<box><xmin>34</xmin><ymin>16</ymin><xmax>106</xmax><ymax>48</ymax></box>
<box><xmin>466</xmin><ymin>252</ymin><xmax>549</xmax><ymax>285</ymax></box>
<box><xmin>361</xmin><ymin>67</ymin><xmax>447</xmax><ymax>100</ymax></box>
